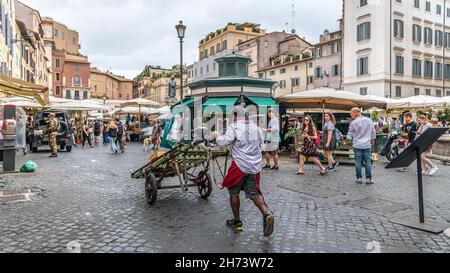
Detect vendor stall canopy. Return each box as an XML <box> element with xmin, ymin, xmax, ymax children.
<box><xmin>278</xmin><ymin>88</ymin><xmax>388</xmax><ymax>111</ymax></box>
<box><xmin>0</xmin><ymin>75</ymin><xmax>49</xmax><ymax>106</ymax></box>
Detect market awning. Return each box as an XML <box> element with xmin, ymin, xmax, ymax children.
<box><xmin>172</xmin><ymin>98</ymin><xmax>201</xmax><ymax>114</ymax></box>
<box><xmin>247</xmin><ymin>97</ymin><xmax>277</xmax><ymax>107</ymax></box>
<box><xmin>203</xmin><ymin>97</ymin><xmax>238</xmax><ymax>113</ymax></box>
<box><xmin>0</xmin><ymin>75</ymin><xmax>49</xmax><ymax>106</ymax></box>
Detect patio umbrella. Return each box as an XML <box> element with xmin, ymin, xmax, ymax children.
<box><xmin>120</xmin><ymin>98</ymin><xmax>159</xmax><ymax>136</ymax></box>
<box><xmin>113</xmin><ymin>107</ymin><xmax>160</xmax><ymax>115</ymax></box>
<box><xmin>50</xmin><ymin>100</ymin><xmax>110</xmax><ymax>111</ymax></box>
<box><xmin>387</xmin><ymin>95</ymin><xmax>448</xmax><ymax>109</ymax></box>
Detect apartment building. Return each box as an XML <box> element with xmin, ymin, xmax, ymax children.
<box><xmin>256</xmin><ymin>35</ymin><xmax>315</xmax><ymax>97</ymax></box>
<box><xmin>314</xmin><ymin>22</ymin><xmax>343</xmax><ymax>89</ymax></box>
<box><xmin>343</xmin><ymin>0</ymin><xmax>450</xmax><ymax>98</ymax></box>
<box><xmin>91</xmin><ymin>67</ymin><xmax>133</xmax><ymax>100</ymax></box>
<box><xmin>237</xmin><ymin>31</ymin><xmax>296</xmax><ymax>77</ymax></box>
<box><xmin>15</xmin><ymin>0</ymin><xmax>49</xmax><ymax>87</ymax></box>
<box><xmin>191</xmin><ymin>22</ymin><xmax>266</xmax><ymax>82</ymax></box>
<box><xmin>0</xmin><ymin>0</ymin><xmax>15</xmax><ymax>80</ymax></box>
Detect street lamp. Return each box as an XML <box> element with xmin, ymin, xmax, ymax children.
<box><xmin>175</xmin><ymin>20</ymin><xmax>186</xmax><ymax>101</ymax></box>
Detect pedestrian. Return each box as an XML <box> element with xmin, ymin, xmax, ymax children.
<box><xmin>115</xmin><ymin>119</ymin><xmax>126</xmax><ymax>153</ymax></box>
<box><xmin>151</xmin><ymin>121</ymin><xmax>162</xmax><ymax>150</ymax></box>
<box><xmin>94</xmin><ymin>120</ymin><xmax>101</xmax><ymax>144</ymax></box>
<box><xmin>416</xmin><ymin>115</ymin><xmax>438</xmax><ymax>176</ymax></box>
<box><xmin>403</xmin><ymin>113</ymin><xmax>418</xmax><ymax>146</ymax></box>
<box><xmin>347</xmin><ymin>107</ymin><xmax>376</xmax><ymax>185</ymax></box>
<box><xmin>211</xmin><ymin>109</ymin><xmax>275</xmax><ymax>237</ymax></box>
<box><xmin>106</xmin><ymin>120</ymin><xmax>118</xmax><ymax>154</ymax></box>
<box><xmin>82</xmin><ymin>121</ymin><xmax>94</xmax><ymax>148</ymax></box>
<box><xmin>262</xmin><ymin>109</ymin><xmax>280</xmax><ymax>171</ymax></box>
<box><xmin>46</xmin><ymin>113</ymin><xmax>59</xmax><ymax>158</ymax></box>
<box><xmin>280</xmin><ymin>116</ymin><xmax>291</xmax><ymax>152</ymax></box>
<box><xmin>103</xmin><ymin>121</ymin><xmax>109</xmax><ymax>144</ymax></box>
<box><xmin>297</xmin><ymin>115</ymin><xmax>327</xmax><ymax>176</ymax></box>
<box><xmin>321</xmin><ymin>112</ymin><xmax>339</xmax><ymax>171</ymax></box>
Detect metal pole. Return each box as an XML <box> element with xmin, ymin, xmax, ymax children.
<box><xmin>180</xmin><ymin>39</ymin><xmax>184</xmax><ymax>101</ymax></box>
<box><xmin>416</xmin><ymin>148</ymin><xmax>425</xmax><ymax>223</ymax></box>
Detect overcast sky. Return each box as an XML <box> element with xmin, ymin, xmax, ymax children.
<box><xmin>21</xmin><ymin>0</ymin><xmax>342</xmax><ymax>79</ymax></box>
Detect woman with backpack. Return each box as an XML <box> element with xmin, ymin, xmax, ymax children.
<box><xmin>93</xmin><ymin>120</ymin><xmax>101</xmax><ymax>144</ymax></box>
<box><xmin>106</xmin><ymin>120</ymin><xmax>119</xmax><ymax>153</ymax></box>
<box><xmin>321</xmin><ymin>113</ymin><xmax>339</xmax><ymax>172</ymax></box>
<box><xmin>297</xmin><ymin>115</ymin><xmax>327</xmax><ymax>176</ymax></box>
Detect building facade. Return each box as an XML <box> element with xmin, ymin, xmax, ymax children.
<box><xmin>314</xmin><ymin>23</ymin><xmax>343</xmax><ymax>89</ymax></box>
<box><xmin>91</xmin><ymin>67</ymin><xmax>133</xmax><ymax>100</ymax></box>
<box><xmin>191</xmin><ymin>22</ymin><xmax>266</xmax><ymax>82</ymax></box>
<box><xmin>343</xmin><ymin>0</ymin><xmax>450</xmax><ymax>98</ymax></box>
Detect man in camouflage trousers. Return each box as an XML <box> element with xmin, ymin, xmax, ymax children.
<box><xmin>47</xmin><ymin>113</ymin><xmax>59</xmax><ymax>158</ymax></box>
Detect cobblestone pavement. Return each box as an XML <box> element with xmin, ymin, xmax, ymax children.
<box><xmin>1</xmin><ymin>143</ymin><xmax>449</xmax><ymax>253</ymax></box>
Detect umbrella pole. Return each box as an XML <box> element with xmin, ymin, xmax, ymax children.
<box><xmin>322</xmin><ymin>102</ymin><xmax>326</xmax><ymax>130</ymax></box>
<box><xmin>138</xmin><ymin>105</ymin><xmax>141</xmax><ymax>141</ymax></box>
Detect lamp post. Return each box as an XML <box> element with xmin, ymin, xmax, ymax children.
<box><xmin>175</xmin><ymin>20</ymin><xmax>186</xmax><ymax>101</ymax></box>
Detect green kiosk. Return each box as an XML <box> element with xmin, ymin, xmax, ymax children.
<box><xmin>162</xmin><ymin>53</ymin><xmax>278</xmax><ymax>149</ymax></box>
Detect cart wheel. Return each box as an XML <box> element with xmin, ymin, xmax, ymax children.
<box><xmin>198</xmin><ymin>173</ymin><xmax>212</xmax><ymax>199</ymax></box>
<box><xmin>145</xmin><ymin>173</ymin><xmax>158</xmax><ymax>205</ymax></box>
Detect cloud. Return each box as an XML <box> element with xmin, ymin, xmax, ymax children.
<box><xmin>20</xmin><ymin>0</ymin><xmax>342</xmax><ymax>79</ymax></box>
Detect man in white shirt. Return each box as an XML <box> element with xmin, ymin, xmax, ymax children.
<box><xmin>211</xmin><ymin>109</ymin><xmax>275</xmax><ymax>237</ymax></box>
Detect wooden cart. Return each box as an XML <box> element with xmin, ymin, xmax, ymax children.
<box><xmin>131</xmin><ymin>141</ymin><xmax>230</xmax><ymax>205</ymax></box>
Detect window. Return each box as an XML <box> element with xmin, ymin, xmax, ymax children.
<box><xmin>435</xmin><ymin>30</ymin><xmax>443</xmax><ymax>47</ymax></box>
<box><xmin>200</xmin><ymin>67</ymin><xmax>203</xmax><ymax>75</ymax></box>
<box><xmin>394</xmin><ymin>19</ymin><xmax>404</xmax><ymax>39</ymax></box>
<box><xmin>279</xmin><ymin>80</ymin><xmax>286</xmax><ymax>89</ymax></box>
<box><xmin>437</xmin><ymin>4</ymin><xmax>442</xmax><ymax>15</ymax></box>
<box><xmin>66</xmin><ymin>90</ymin><xmax>72</xmax><ymax>99</ymax></box>
<box><xmin>72</xmin><ymin>37</ymin><xmax>76</xmax><ymax>45</ymax></box>
<box><xmin>75</xmin><ymin>64</ymin><xmax>79</xmax><ymax>72</ymax></box>
<box><xmin>424</xmin><ymin>60</ymin><xmax>433</xmax><ymax>78</ymax></box>
<box><xmin>357</xmin><ymin>57</ymin><xmax>369</xmax><ymax>76</ymax></box>
<box><xmin>280</xmin><ymin>68</ymin><xmax>286</xmax><ymax>74</ymax></box>
<box><xmin>213</xmin><ymin>62</ymin><xmax>216</xmax><ymax>71</ymax></box>
<box><xmin>414</xmin><ymin>0</ymin><xmax>420</xmax><ymax>8</ymax></box>
<box><xmin>426</xmin><ymin>89</ymin><xmax>431</xmax><ymax>96</ymax></box>
<box><xmin>426</xmin><ymin>1</ymin><xmax>431</xmax><ymax>12</ymax></box>
<box><xmin>222</xmin><ymin>40</ymin><xmax>228</xmax><ymax>51</ymax></box>
<box><xmin>74</xmin><ymin>90</ymin><xmax>80</xmax><ymax>100</ymax></box>
<box><xmin>360</xmin><ymin>87</ymin><xmax>368</xmax><ymax>96</ymax></box>
<box><xmin>74</xmin><ymin>76</ymin><xmax>81</xmax><ymax>85</ymax></box>
<box><xmin>445</xmin><ymin>32</ymin><xmax>450</xmax><ymax>48</ymax></box>
<box><xmin>413</xmin><ymin>24</ymin><xmax>422</xmax><ymax>43</ymax></box>
<box><xmin>414</xmin><ymin>88</ymin><xmax>420</xmax><ymax>96</ymax></box>
<box><xmin>357</xmin><ymin>22</ymin><xmax>371</xmax><ymax>42</ymax></box>
<box><xmin>270</xmin><ymin>70</ymin><xmax>275</xmax><ymax>76</ymax></box>
<box><xmin>83</xmin><ymin>91</ymin><xmax>88</xmax><ymax>99</ymax></box>
<box><xmin>292</xmin><ymin>78</ymin><xmax>300</xmax><ymax>87</ymax></box>
<box><xmin>56</xmin><ymin>86</ymin><xmax>60</xmax><ymax>95</ymax></box>
<box><xmin>445</xmin><ymin>64</ymin><xmax>450</xmax><ymax>79</ymax></box>
<box><xmin>332</xmin><ymin>65</ymin><xmax>340</xmax><ymax>76</ymax></box>
<box><xmin>206</xmin><ymin>65</ymin><xmax>209</xmax><ymax>73</ymax></box>
<box><xmin>62</xmin><ymin>31</ymin><xmax>65</xmax><ymax>40</ymax></box>
<box><xmin>413</xmin><ymin>59</ymin><xmax>422</xmax><ymax>76</ymax></box>
<box><xmin>309</xmin><ymin>62</ymin><xmax>313</xmax><ymax>68</ymax></box>
<box><xmin>436</xmin><ymin>62</ymin><xmax>443</xmax><ymax>79</ymax></box>
<box><xmin>315</xmin><ymin>67</ymin><xmax>322</xmax><ymax>78</ymax></box>
<box><xmin>315</xmin><ymin>47</ymin><xmax>322</xmax><ymax>57</ymax></box>
<box><xmin>331</xmin><ymin>42</ymin><xmax>341</xmax><ymax>54</ymax></box>
<box><xmin>447</xmin><ymin>90</ymin><xmax>450</xmax><ymax>96</ymax></box>
<box><xmin>360</xmin><ymin>0</ymin><xmax>368</xmax><ymax>7</ymax></box>
<box><xmin>307</xmin><ymin>76</ymin><xmax>314</xmax><ymax>84</ymax></box>
<box><xmin>56</xmin><ymin>73</ymin><xmax>60</xmax><ymax>81</ymax></box>
<box><xmin>294</xmin><ymin>65</ymin><xmax>299</xmax><ymax>71</ymax></box>
<box><xmin>210</xmin><ymin>46</ymin><xmax>215</xmax><ymax>56</ymax></box>
<box><xmin>436</xmin><ymin>89</ymin><xmax>442</xmax><ymax>97</ymax></box>
<box><xmin>56</xmin><ymin>59</ymin><xmax>60</xmax><ymax>68</ymax></box>
<box><xmin>395</xmin><ymin>86</ymin><xmax>402</xmax><ymax>98</ymax></box>
<box><xmin>54</xmin><ymin>29</ymin><xmax>58</xmax><ymax>37</ymax></box>
<box><xmin>204</xmin><ymin>49</ymin><xmax>208</xmax><ymax>58</ymax></box>
<box><xmin>424</xmin><ymin>27</ymin><xmax>433</xmax><ymax>45</ymax></box>
<box><xmin>447</xmin><ymin>8</ymin><xmax>450</xmax><ymax>17</ymax></box>
<box><xmin>258</xmin><ymin>73</ymin><xmax>264</xmax><ymax>78</ymax></box>
<box><xmin>395</xmin><ymin>56</ymin><xmax>404</xmax><ymax>74</ymax></box>
<box><xmin>216</xmin><ymin>43</ymin><xmax>221</xmax><ymax>53</ymax></box>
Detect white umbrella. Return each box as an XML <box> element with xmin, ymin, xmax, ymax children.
<box><xmin>158</xmin><ymin>106</ymin><xmax>171</xmax><ymax>115</ymax></box>
<box><xmin>0</xmin><ymin>100</ymin><xmax>44</xmax><ymax>108</ymax></box>
<box><xmin>50</xmin><ymin>100</ymin><xmax>110</xmax><ymax>111</ymax></box>
<box><xmin>388</xmin><ymin>95</ymin><xmax>447</xmax><ymax>109</ymax></box>
<box><xmin>278</xmin><ymin>88</ymin><xmax>388</xmax><ymax>111</ymax></box>
<box><xmin>114</xmin><ymin>107</ymin><xmax>160</xmax><ymax>115</ymax></box>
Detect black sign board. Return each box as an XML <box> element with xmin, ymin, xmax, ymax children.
<box><xmin>386</xmin><ymin>127</ymin><xmax>449</xmax><ymax>233</ymax></box>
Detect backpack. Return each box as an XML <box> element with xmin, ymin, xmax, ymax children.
<box><xmin>314</xmin><ymin>131</ymin><xmax>322</xmax><ymax>147</ymax></box>
<box><xmin>117</xmin><ymin>123</ymin><xmax>124</xmax><ymax>135</ymax></box>
<box><xmin>94</xmin><ymin>122</ymin><xmax>101</xmax><ymax>131</ymax></box>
